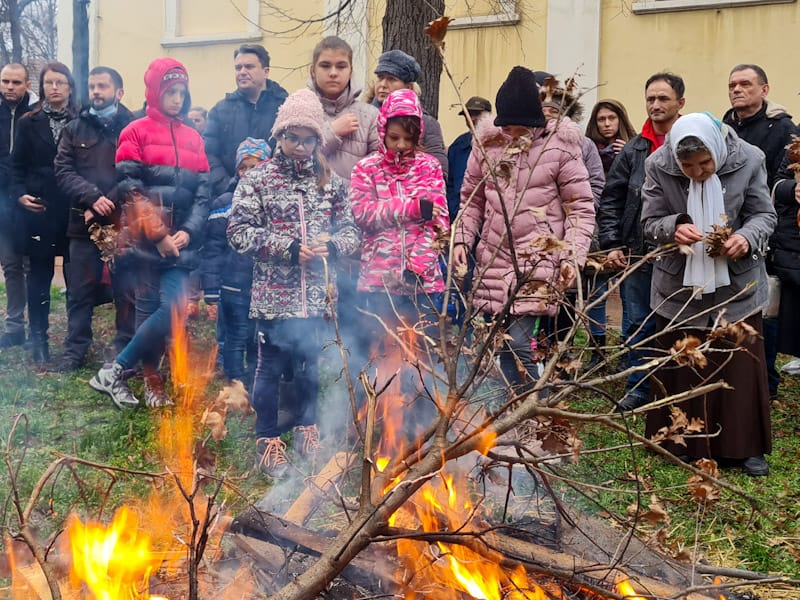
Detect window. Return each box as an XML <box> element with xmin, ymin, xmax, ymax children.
<box><xmin>632</xmin><ymin>0</ymin><xmax>794</xmax><ymax>13</ymax></box>
<box><xmin>162</xmin><ymin>0</ymin><xmax>262</xmax><ymax>48</ymax></box>
<box><xmin>449</xmin><ymin>0</ymin><xmax>520</xmax><ymax>29</ymax></box>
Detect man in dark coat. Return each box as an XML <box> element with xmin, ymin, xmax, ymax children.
<box><xmin>53</xmin><ymin>66</ymin><xmax>135</xmax><ymax>371</ymax></box>
<box><xmin>0</xmin><ymin>63</ymin><xmax>32</xmax><ymax>349</ymax></box>
<box><xmin>204</xmin><ymin>44</ymin><xmax>287</xmax><ymax>196</ymax></box>
<box><xmin>597</xmin><ymin>72</ymin><xmax>686</xmax><ymax>411</ymax></box>
<box><xmin>723</xmin><ymin>63</ymin><xmax>797</xmax><ymax>401</ymax></box>
<box><xmin>446</xmin><ymin>96</ymin><xmax>491</xmax><ymax>222</ymax></box>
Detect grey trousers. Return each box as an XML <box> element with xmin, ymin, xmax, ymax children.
<box><xmin>0</xmin><ymin>231</ymin><xmax>26</xmax><ymax>336</ymax></box>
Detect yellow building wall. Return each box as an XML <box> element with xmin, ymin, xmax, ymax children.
<box><xmin>364</xmin><ymin>0</ymin><xmax>548</xmax><ymax>144</ymax></box>
<box><xmin>92</xmin><ymin>1</ymin><xmax>800</xmax><ymax>145</ymax></box>
<box><xmin>437</xmin><ymin>0</ymin><xmax>549</xmax><ymax>145</ymax></box>
<box><xmin>598</xmin><ymin>0</ymin><xmax>800</xmax><ymax>129</ymax></box>
<box><xmin>93</xmin><ymin>0</ymin><xmax>328</xmax><ymax>115</ymax></box>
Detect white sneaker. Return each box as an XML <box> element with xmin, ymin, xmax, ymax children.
<box><xmin>780</xmin><ymin>358</ymin><xmax>800</xmax><ymax>375</ymax></box>
<box><xmin>90</xmin><ymin>362</ymin><xmax>140</xmax><ymax>408</ymax></box>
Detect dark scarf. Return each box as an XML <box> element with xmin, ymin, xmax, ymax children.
<box><xmin>41</xmin><ymin>101</ymin><xmax>70</xmax><ymax>143</ymax></box>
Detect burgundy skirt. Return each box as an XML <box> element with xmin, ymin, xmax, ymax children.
<box><xmin>644</xmin><ymin>313</ymin><xmax>772</xmax><ymax>460</ymax></box>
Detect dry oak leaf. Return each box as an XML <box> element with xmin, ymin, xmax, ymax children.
<box><xmin>785</xmin><ymin>133</ymin><xmax>800</xmax><ymax>167</ymax></box>
<box><xmin>687</xmin><ymin>458</ymin><xmax>720</xmax><ymax>504</ymax></box>
<box><xmin>530</xmin><ymin>234</ymin><xmax>567</xmax><ymax>254</ymax></box>
<box><xmin>424</xmin><ymin>16</ymin><xmax>452</xmax><ymax>48</ymax></box>
<box><xmin>707</xmin><ymin>318</ymin><xmax>758</xmax><ymax>346</ymax></box>
<box><xmin>217</xmin><ymin>379</ymin><xmax>251</xmax><ymax>413</ymax></box>
<box><xmin>670</xmin><ymin>334</ymin><xmax>707</xmax><ymax>369</ymax></box>
<box><xmin>202</xmin><ymin>407</ymin><xmax>228</xmax><ymax>441</ymax></box>
<box><xmin>627</xmin><ymin>495</ymin><xmax>669</xmax><ymax>526</ymax></box>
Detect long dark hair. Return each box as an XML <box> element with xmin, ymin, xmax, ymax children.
<box><xmin>585</xmin><ymin>99</ymin><xmax>637</xmax><ymax>145</ymax></box>
<box><xmin>30</xmin><ymin>61</ymin><xmax>79</xmax><ymax>118</ymax></box>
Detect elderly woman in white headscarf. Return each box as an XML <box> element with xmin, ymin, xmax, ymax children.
<box><xmin>640</xmin><ymin>112</ymin><xmax>776</xmax><ymax>476</ymax></box>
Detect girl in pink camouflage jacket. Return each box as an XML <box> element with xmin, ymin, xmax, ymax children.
<box><xmin>350</xmin><ymin>88</ymin><xmax>449</xmax><ymax>302</ymax></box>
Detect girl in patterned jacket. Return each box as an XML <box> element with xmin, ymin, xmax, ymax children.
<box><xmin>227</xmin><ymin>88</ymin><xmax>360</xmax><ymax>478</ymax></box>
<box><xmin>350</xmin><ymin>88</ymin><xmax>449</xmax><ymax>346</ymax></box>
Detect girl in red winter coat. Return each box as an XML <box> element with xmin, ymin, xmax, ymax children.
<box><xmin>90</xmin><ymin>58</ymin><xmax>209</xmax><ymax>409</ymax></box>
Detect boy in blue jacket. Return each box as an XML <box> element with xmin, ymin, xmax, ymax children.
<box><xmin>202</xmin><ymin>137</ymin><xmax>270</xmax><ymax>385</ymax></box>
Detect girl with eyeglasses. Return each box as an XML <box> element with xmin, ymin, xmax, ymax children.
<box><xmin>228</xmin><ymin>88</ymin><xmax>360</xmax><ymax>478</ymax></box>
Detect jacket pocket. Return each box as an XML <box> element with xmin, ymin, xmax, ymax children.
<box><xmin>653</xmin><ymin>252</ymin><xmax>684</xmax><ymax>276</ymax></box>
<box><xmin>727</xmin><ymin>253</ymin><xmax>759</xmax><ymax>276</ymax></box>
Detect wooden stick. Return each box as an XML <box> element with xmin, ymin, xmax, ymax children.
<box><xmin>282</xmin><ymin>452</ymin><xmax>354</xmax><ymax>526</ymax></box>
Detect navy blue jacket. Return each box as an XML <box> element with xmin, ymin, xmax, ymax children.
<box><xmin>201</xmin><ymin>178</ymin><xmax>253</xmax><ymax>303</ymax></box>
<box><xmin>446</xmin><ymin>130</ymin><xmax>471</xmax><ymax>222</ymax></box>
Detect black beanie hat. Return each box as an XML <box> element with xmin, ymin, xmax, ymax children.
<box><xmin>494</xmin><ymin>66</ymin><xmax>546</xmax><ymax>128</ymax></box>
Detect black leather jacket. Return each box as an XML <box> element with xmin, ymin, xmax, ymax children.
<box><xmin>597</xmin><ymin>133</ymin><xmax>652</xmax><ymax>255</ymax></box>
<box><xmin>54</xmin><ymin>105</ymin><xmax>135</xmax><ymax>238</ymax></box>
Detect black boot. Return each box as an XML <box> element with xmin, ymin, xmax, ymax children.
<box><xmin>585</xmin><ymin>335</ymin><xmax>606</xmax><ymax>371</ymax></box>
<box><xmin>31</xmin><ymin>342</ymin><xmax>50</xmax><ymax>365</ymax></box>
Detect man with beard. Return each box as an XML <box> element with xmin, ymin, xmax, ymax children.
<box><xmin>204</xmin><ymin>44</ymin><xmax>287</xmax><ymax>196</ymax></box>
<box><xmin>0</xmin><ymin>63</ymin><xmax>32</xmax><ymax>349</ymax></box>
<box><xmin>53</xmin><ymin>66</ymin><xmax>135</xmax><ymax>371</ymax></box>
<box><xmin>597</xmin><ymin>72</ymin><xmax>685</xmax><ymax>411</ymax></box>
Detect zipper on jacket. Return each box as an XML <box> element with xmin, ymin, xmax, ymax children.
<box><xmin>168</xmin><ymin>121</ymin><xmax>180</xmax><ymax>230</ymax></box>
<box><xmin>9</xmin><ymin>105</ymin><xmax>17</xmax><ymax>153</ymax></box>
<box><xmin>396</xmin><ymin>180</ymin><xmax>406</xmax><ymax>274</ymax></box>
<box><xmin>297</xmin><ymin>190</ymin><xmax>309</xmax><ymax>318</ymax></box>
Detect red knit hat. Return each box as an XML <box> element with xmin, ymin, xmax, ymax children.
<box><xmin>160</xmin><ymin>66</ymin><xmax>189</xmax><ymax>97</ymax></box>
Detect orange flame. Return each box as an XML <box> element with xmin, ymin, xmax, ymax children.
<box><xmin>67</xmin><ymin>506</ymin><xmax>166</xmax><ymax>599</ymax></box>
<box><xmin>616</xmin><ymin>578</ymin><xmax>645</xmax><ymax>600</ymax></box>
<box><xmin>389</xmin><ymin>471</ymin><xmax>552</xmax><ymax>599</ymax></box>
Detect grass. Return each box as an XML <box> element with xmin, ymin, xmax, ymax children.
<box><xmin>556</xmin><ymin>362</ymin><xmax>800</xmax><ymax>596</ymax></box>
<box><xmin>0</xmin><ymin>284</ymin><xmax>798</xmax><ymax>598</ymax></box>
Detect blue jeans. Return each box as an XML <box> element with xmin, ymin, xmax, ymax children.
<box><xmin>220</xmin><ymin>290</ymin><xmax>256</xmax><ymax>385</ymax></box>
<box><xmin>252</xmin><ymin>317</ymin><xmax>325</xmax><ymax>439</ymax></box>
<box><xmin>585</xmin><ymin>271</ymin><xmax>612</xmax><ymax>340</ymax></box>
<box><xmin>763</xmin><ymin>317</ymin><xmax>780</xmax><ymax>398</ymax></box>
<box><xmin>619</xmin><ymin>265</ymin><xmax>655</xmax><ymax>399</ymax></box>
<box><xmin>116</xmin><ymin>265</ymin><xmax>189</xmax><ymax>371</ymax></box>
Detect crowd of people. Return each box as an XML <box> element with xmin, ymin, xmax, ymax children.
<box><xmin>0</xmin><ymin>41</ymin><xmax>795</xmax><ymax>478</ymax></box>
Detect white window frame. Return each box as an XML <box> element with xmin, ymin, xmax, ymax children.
<box><xmin>449</xmin><ymin>0</ymin><xmax>520</xmax><ymax>29</ymax></box>
<box><xmin>161</xmin><ymin>0</ymin><xmax>263</xmax><ymax>48</ymax></box>
<box><xmin>632</xmin><ymin>0</ymin><xmax>794</xmax><ymax>14</ymax></box>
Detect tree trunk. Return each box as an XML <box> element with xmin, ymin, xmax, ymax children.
<box><xmin>381</xmin><ymin>0</ymin><xmax>445</xmax><ymax>118</ymax></box>
<box><xmin>10</xmin><ymin>0</ymin><xmax>23</xmax><ymax>63</ymax></box>
<box><xmin>72</xmin><ymin>0</ymin><xmax>90</xmax><ymax>105</ymax></box>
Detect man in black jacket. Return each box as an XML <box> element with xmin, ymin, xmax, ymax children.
<box><xmin>53</xmin><ymin>66</ymin><xmax>135</xmax><ymax>371</ymax></box>
<box><xmin>597</xmin><ymin>72</ymin><xmax>685</xmax><ymax>411</ymax></box>
<box><xmin>0</xmin><ymin>63</ymin><xmax>32</xmax><ymax>349</ymax></box>
<box><xmin>204</xmin><ymin>44</ymin><xmax>287</xmax><ymax>196</ymax></box>
<box><xmin>723</xmin><ymin>64</ymin><xmax>796</xmax><ymax>401</ymax></box>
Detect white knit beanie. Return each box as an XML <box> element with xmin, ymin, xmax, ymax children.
<box><xmin>271</xmin><ymin>88</ymin><xmax>325</xmax><ymax>139</ymax></box>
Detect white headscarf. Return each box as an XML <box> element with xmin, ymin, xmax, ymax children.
<box><xmin>669</xmin><ymin>112</ymin><xmax>730</xmax><ymax>294</ymax></box>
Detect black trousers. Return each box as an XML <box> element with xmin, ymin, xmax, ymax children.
<box><xmin>63</xmin><ymin>237</ymin><xmax>135</xmax><ymax>363</ymax></box>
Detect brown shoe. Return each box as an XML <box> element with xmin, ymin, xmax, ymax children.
<box><xmin>293</xmin><ymin>424</ymin><xmax>322</xmax><ymax>456</ymax></box>
<box><xmin>255</xmin><ymin>437</ymin><xmax>289</xmax><ymax>478</ymax></box>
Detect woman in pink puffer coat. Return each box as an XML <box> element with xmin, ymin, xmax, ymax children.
<box><xmin>453</xmin><ymin>66</ymin><xmax>595</xmax><ymax>396</ymax></box>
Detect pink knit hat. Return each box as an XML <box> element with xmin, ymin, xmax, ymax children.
<box><xmin>271</xmin><ymin>88</ymin><xmax>325</xmax><ymax>139</ymax></box>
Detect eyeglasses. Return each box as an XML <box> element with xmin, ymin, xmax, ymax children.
<box><xmin>282</xmin><ymin>133</ymin><xmax>318</xmax><ymax>147</ymax></box>
<box><xmin>43</xmin><ymin>80</ymin><xmax>69</xmax><ymax>89</ymax></box>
